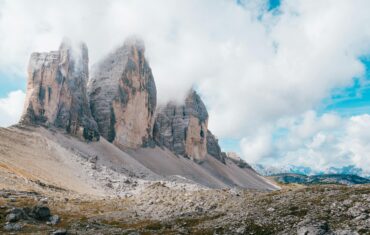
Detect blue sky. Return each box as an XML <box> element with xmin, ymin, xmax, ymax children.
<box><xmin>220</xmin><ymin>61</ymin><xmax>370</xmax><ymax>154</ymax></box>
<box><xmin>0</xmin><ymin>71</ymin><xmax>25</xmax><ymax>96</ymax></box>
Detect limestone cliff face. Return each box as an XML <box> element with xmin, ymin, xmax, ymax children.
<box><xmin>88</xmin><ymin>37</ymin><xmax>157</xmax><ymax>149</ymax></box>
<box><xmin>206</xmin><ymin>130</ymin><xmax>226</xmax><ymax>164</ymax></box>
<box><xmin>20</xmin><ymin>41</ymin><xmax>99</xmax><ymax>141</ymax></box>
<box><xmin>153</xmin><ymin>91</ymin><xmax>209</xmax><ymax>161</ymax></box>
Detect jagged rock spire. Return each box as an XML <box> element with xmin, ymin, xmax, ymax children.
<box><xmin>20</xmin><ymin>40</ymin><xmax>99</xmax><ymax>141</ymax></box>
<box><xmin>153</xmin><ymin>90</ymin><xmax>209</xmax><ymax>162</ymax></box>
<box><xmin>88</xmin><ymin>37</ymin><xmax>157</xmax><ymax>148</ymax></box>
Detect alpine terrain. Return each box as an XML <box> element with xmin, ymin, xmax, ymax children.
<box><xmin>0</xmin><ymin>38</ymin><xmax>369</xmax><ymax>234</ymax></box>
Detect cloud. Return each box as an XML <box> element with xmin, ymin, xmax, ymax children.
<box><xmin>243</xmin><ymin>111</ymin><xmax>370</xmax><ymax>173</ymax></box>
<box><xmin>1</xmin><ymin>1</ymin><xmax>370</xmax><ymax>172</ymax></box>
<box><xmin>0</xmin><ymin>90</ymin><xmax>25</xmax><ymax>127</ymax></box>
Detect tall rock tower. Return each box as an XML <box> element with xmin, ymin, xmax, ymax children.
<box><xmin>20</xmin><ymin>40</ymin><xmax>99</xmax><ymax>141</ymax></box>
<box><xmin>153</xmin><ymin>90</ymin><xmax>209</xmax><ymax>162</ymax></box>
<box><xmin>88</xmin><ymin>37</ymin><xmax>157</xmax><ymax>148</ymax></box>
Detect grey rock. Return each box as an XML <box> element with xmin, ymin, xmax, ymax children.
<box><xmin>153</xmin><ymin>90</ymin><xmax>208</xmax><ymax>161</ymax></box>
<box><xmin>52</xmin><ymin>228</ymin><xmax>67</xmax><ymax>235</ymax></box>
<box><xmin>4</xmin><ymin>222</ymin><xmax>22</xmax><ymax>231</ymax></box>
<box><xmin>32</xmin><ymin>205</ymin><xmax>51</xmax><ymax>220</ymax></box>
<box><xmin>206</xmin><ymin>130</ymin><xmax>226</xmax><ymax>164</ymax></box>
<box><xmin>20</xmin><ymin>39</ymin><xmax>99</xmax><ymax>141</ymax></box>
<box><xmin>5</xmin><ymin>208</ymin><xmax>25</xmax><ymax>222</ymax></box>
<box><xmin>49</xmin><ymin>214</ymin><xmax>60</xmax><ymax>225</ymax></box>
<box><xmin>297</xmin><ymin>219</ymin><xmax>330</xmax><ymax>235</ymax></box>
<box><xmin>6</xmin><ymin>213</ymin><xmax>20</xmax><ymax>222</ymax></box>
<box><xmin>334</xmin><ymin>230</ymin><xmax>359</xmax><ymax>235</ymax></box>
<box><xmin>89</xmin><ymin>37</ymin><xmax>156</xmax><ymax>148</ymax></box>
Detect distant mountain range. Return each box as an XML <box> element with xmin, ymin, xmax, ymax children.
<box><xmin>268</xmin><ymin>173</ymin><xmax>370</xmax><ymax>185</ymax></box>
<box><xmin>252</xmin><ymin>164</ymin><xmax>370</xmax><ymax>179</ymax></box>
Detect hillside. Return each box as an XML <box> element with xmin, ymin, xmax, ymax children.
<box><xmin>0</xmin><ymin>125</ymin><xmax>278</xmax><ymax>196</ymax></box>
<box><xmin>269</xmin><ymin>173</ymin><xmax>370</xmax><ymax>186</ymax></box>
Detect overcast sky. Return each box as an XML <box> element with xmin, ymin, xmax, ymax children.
<box><xmin>1</xmin><ymin>0</ymin><xmax>370</xmax><ymax>173</ymax></box>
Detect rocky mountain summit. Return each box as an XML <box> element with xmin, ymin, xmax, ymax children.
<box><xmin>153</xmin><ymin>90</ymin><xmax>209</xmax><ymax>162</ymax></box>
<box><xmin>20</xmin><ymin>40</ymin><xmax>99</xmax><ymax>141</ymax></box>
<box><xmin>14</xmin><ymin>37</ymin><xmax>276</xmax><ymax>191</ymax></box>
<box><xmin>88</xmin><ymin>37</ymin><xmax>156</xmax><ymax>148</ymax></box>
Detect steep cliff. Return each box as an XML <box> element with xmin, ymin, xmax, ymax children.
<box><xmin>153</xmin><ymin>90</ymin><xmax>209</xmax><ymax>162</ymax></box>
<box><xmin>88</xmin><ymin>37</ymin><xmax>157</xmax><ymax>149</ymax></box>
<box><xmin>206</xmin><ymin>130</ymin><xmax>226</xmax><ymax>164</ymax></box>
<box><xmin>20</xmin><ymin>40</ymin><xmax>99</xmax><ymax>141</ymax></box>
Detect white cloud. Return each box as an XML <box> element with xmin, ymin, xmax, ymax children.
<box><xmin>1</xmin><ymin>1</ymin><xmax>370</xmax><ymax>171</ymax></box>
<box><xmin>0</xmin><ymin>90</ymin><xmax>25</xmax><ymax>127</ymax></box>
<box><xmin>240</xmin><ymin>127</ymin><xmax>272</xmax><ymax>163</ymax></box>
<box><xmin>243</xmin><ymin>111</ymin><xmax>370</xmax><ymax>174</ymax></box>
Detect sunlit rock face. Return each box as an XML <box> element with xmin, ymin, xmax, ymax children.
<box><xmin>153</xmin><ymin>90</ymin><xmax>209</xmax><ymax>162</ymax></box>
<box><xmin>20</xmin><ymin>40</ymin><xmax>99</xmax><ymax>141</ymax></box>
<box><xmin>88</xmin><ymin>37</ymin><xmax>157</xmax><ymax>149</ymax></box>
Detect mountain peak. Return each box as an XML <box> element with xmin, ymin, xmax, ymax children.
<box><xmin>20</xmin><ymin>40</ymin><xmax>99</xmax><ymax>141</ymax></box>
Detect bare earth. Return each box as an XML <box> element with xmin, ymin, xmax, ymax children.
<box><xmin>0</xmin><ymin>126</ymin><xmax>369</xmax><ymax>234</ymax></box>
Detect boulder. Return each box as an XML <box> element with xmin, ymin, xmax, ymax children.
<box><xmin>297</xmin><ymin>219</ymin><xmax>330</xmax><ymax>235</ymax></box>
<box><xmin>31</xmin><ymin>205</ymin><xmax>51</xmax><ymax>220</ymax></box>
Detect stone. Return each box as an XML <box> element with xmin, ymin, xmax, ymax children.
<box><xmin>6</xmin><ymin>213</ymin><xmax>20</xmax><ymax>222</ymax></box>
<box><xmin>88</xmin><ymin>36</ymin><xmax>157</xmax><ymax>148</ymax></box>
<box><xmin>5</xmin><ymin>208</ymin><xmax>25</xmax><ymax>222</ymax></box>
<box><xmin>334</xmin><ymin>230</ymin><xmax>359</xmax><ymax>235</ymax></box>
<box><xmin>52</xmin><ymin>229</ymin><xmax>68</xmax><ymax>235</ymax></box>
<box><xmin>32</xmin><ymin>205</ymin><xmax>51</xmax><ymax>220</ymax></box>
<box><xmin>206</xmin><ymin>130</ymin><xmax>226</xmax><ymax>164</ymax></box>
<box><xmin>20</xmin><ymin>39</ymin><xmax>99</xmax><ymax>141</ymax></box>
<box><xmin>153</xmin><ymin>90</ymin><xmax>208</xmax><ymax>161</ymax></box>
<box><xmin>297</xmin><ymin>219</ymin><xmax>330</xmax><ymax>235</ymax></box>
<box><xmin>4</xmin><ymin>223</ymin><xmax>22</xmax><ymax>231</ymax></box>
<box><xmin>49</xmin><ymin>215</ymin><xmax>61</xmax><ymax>225</ymax></box>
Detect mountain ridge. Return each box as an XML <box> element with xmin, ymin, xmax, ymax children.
<box><xmin>7</xmin><ymin>37</ymin><xmax>279</xmax><ymax>192</ymax></box>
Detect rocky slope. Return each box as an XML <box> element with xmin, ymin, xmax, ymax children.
<box><xmin>1</xmin><ymin>184</ymin><xmax>369</xmax><ymax>234</ymax></box>
<box><xmin>88</xmin><ymin>37</ymin><xmax>156</xmax><ymax>149</ymax></box>
<box><xmin>20</xmin><ymin>40</ymin><xmax>99</xmax><ymax>141</ymax></box>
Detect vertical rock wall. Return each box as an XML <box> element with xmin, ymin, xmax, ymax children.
<box><xmin>153</xmin><ymin>90</ymin><xmax>209</xmax><ymax>161</ymax></box>
<box><xmin>88</xmin><ymin>37</ymin><xmax>156</xmax><ymax>148</ymax></box>
<box><xmin>20</xmin><ymin>40</ymin><xmax>99</xmax><ymax>141</ymax></box>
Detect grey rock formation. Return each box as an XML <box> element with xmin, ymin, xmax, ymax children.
<box><xmin>206</xmin><ymin>130</ymin><xmax>226</xmax><ymax>164</ymax></box>
<box><xmin>153</xmin><ymin>90</ymin><xmax>208</xmax><ymax>161</ymax></box>
<box><xmin>88</xmin><ymin>37</ymin><xmax>156</xmax><ymax>148</ymax></box>
<box><xmin>226</xmin><ymin>152</ymin><xmax>252</xmax><ymax>169</ymax></box>
<box><xmin>20</xmin><ymin>40</ymin><xmax>99</xmax><ymax>141</ymax></box>
<box><xmin>297</xmin><ymin>219</ymin><xmax>330</xmax><ymax>235</ymax></box>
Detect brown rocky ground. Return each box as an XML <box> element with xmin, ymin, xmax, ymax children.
<box><xmin>0</xmin><ymin>183</ymin><xmax>369</xmax><ymax>234</ymax></box>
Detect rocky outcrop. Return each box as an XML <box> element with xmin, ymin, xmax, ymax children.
<box><xmin>153</xmin><ymin>90</ymin><xmax>208</xmax><ymax>162</ymax></box>
<box><xmin>20</xmin><ymin>40</ymin><xmax>99</xmax><ymax>141</ymax></box>
<box><xmin>226</xmin><ymin>152</ymin><xmax>252</xmax><ymax>169</ymax></box>
<box><xmin>206</xmin><ymin>130</ymin><xmax>226</xmax><ymax>164</ymax></box>
<box><xmin>88</xmin><ymin>37</ymin><xmax>157</xmax><ymax>149</ymax></box>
